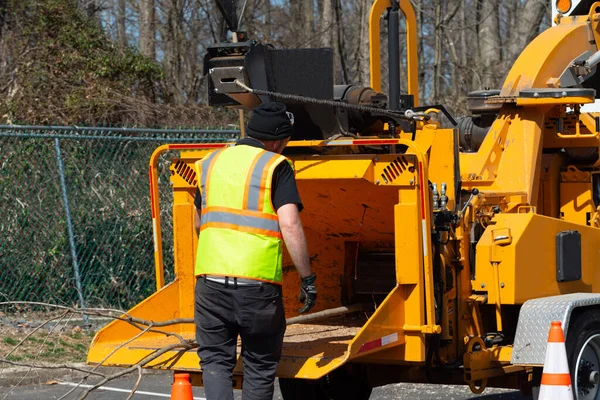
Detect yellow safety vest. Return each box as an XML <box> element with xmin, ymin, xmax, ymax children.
<box><xmin>194</xmin><ymin>145</ymin><xmax>292</xmax><ymax>284</ymax></box>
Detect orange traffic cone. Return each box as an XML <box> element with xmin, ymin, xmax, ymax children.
<box><xmin>539</xmin><ymin>321</ymin><xmax>574</xmax><ymax>400</ymax></box>
<box><xmin>170</xmin><ymin>373</ymin><xmax>193</xmax><ymax>400</ymax></box>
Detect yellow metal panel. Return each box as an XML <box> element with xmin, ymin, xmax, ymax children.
<box><xmin>560</xmin><ymin>182</ymin><xmax>594</xmax><ymax>225</ymax></box>
<box><xmin>348</xmin><ymin>286</ymin><xmax>407</xmax><ymax>359</ymax></box>
<box><xmin>539</xmin><ymin>154</ymin><xmax>564</xmax><ymax>217</ymax></box>
<box><xmin>461</xmin><ymin>107</ymin><xmax>545</xmax><ymax>206</ymax></box>
<box><xmin>293</xmin><ymin>156</ymin><xmax>375</xmax><ymax>180</ymax></box>
<box><xmin>173</xmin><ymin>200</ymin><xmax>196</xmax><ymax>317</ymax></box>
<box><xmin>401</xmin><ymin>283</ymin><xmax>427</xmax><ymax>362</ymax></box>
<box><xmin>560</xmin><ymin>165</ymin><xmax>594</xmax><ymax>225</ymax></box>
<box><xmin>429</xmin><ymin>128</ymin><xmax>458</xmax><ymax>211</ymax></box>
<box><xmin>87</xmin><ymin>279</ymin><xmax>191</xmax><ymax>365</ymax></box>
<box><xmin>458</xmin><ymin>152</ymin><xmax>478</xmax><ymax>172</ymax></box>
<box><xmin>395</xmin><ymin>201</ymin><xmax>420</xmax><ymax>285</ymax></box>
<box><xmin>474</xmin><ymin>213</ymin><xmax>600</xmax><ymax>305</ymax></box>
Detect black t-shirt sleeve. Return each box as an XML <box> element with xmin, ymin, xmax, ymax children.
<box><xmin>271</xmin><ymin>161</ymin><xmax>303</xmax><ymax>212</ymax></box>
<box><xmin>194</xmin><ymin>187</ymin><xmax>202</xmax><ymax>210</ymax></box>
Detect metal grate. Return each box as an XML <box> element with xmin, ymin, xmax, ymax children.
<box><xmin>381</xmin><ymin>155</ymin><xmax>411</xmax><ymax>184</ymax></box>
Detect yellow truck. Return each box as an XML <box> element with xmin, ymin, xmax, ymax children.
<box><xmin>88</xmin><ymin>0</ymin><xmax>600</xmax><ymax>398</ymax></box>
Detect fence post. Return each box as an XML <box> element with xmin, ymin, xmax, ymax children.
<box><xmin>54</xmin><ymin>138</ymin><xmax>88</xmax><ymax>322</ymax></box>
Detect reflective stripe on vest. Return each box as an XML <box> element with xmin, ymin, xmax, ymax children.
<box><xmin>244</xmin><ymin>150</ymin><xmax>276</xmax><ymax>211</ymax></box>
<box><xmin>194</xmin><ymin>145</ymin><xmax>292</xmax><ymax>283</ymax></box>
<box><xmin>200</xmin><ymin>207</ymin><xmax>281</xmax><ymax>238</ymax></box>
<box><xmin>198</xmin><ymin>149</ymin><xmax>224</xmax><ymax>209</ymax></box>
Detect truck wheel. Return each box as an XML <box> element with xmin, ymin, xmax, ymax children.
<box><xmin>567</xmin><ymin>310</ymin><xmax>600</xmax><ymax>400</ymax></box>
<box><xmin>279</xmin><ymin>368</ymin><xmax>372</xmax><ymax>400</ymax></box>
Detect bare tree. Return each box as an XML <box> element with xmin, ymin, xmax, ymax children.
<box><xmin>507</xmin><ymin>0</ymin><xmax>549</xmax><ymax>64</ymax></box>
<box><xmin>78</xmin><ymin>0</ymin><xmax>97</xmax><ymax>18</ymax></box>
<box><xmin>116</xmin><ymin>0</ymin><xmax>128</xmax><ymax>48</ymax></box>
<box><xmin>320</xmin><ymin>0</ymin><xmax>334</xmax><ymax>49</ymax></box>
<box><xmin>478</xmin><ymin>0</ymin><xmax>502</xmax><ymax>89</ymax></box>
<box><xmin>0</xmin><ymin>0</ymin><xmax>8</xmax><ymax>39</ymax></box>
<box><xmin>335</xmin><ymin>0</ymin><xmax>349</xmax><ymax>83</ymax></box>
<box><xmin>139</xmin><ymin>0</ymin><xmax>156</xmax><ymax>58</ymax></box>
<box><xmin>355</xmin><ymin>0</ymin><xmax>371</xmax><ymax>87</ymax></box>
<box><xmin>432</xmin><ymin>0</ymin><xmax>443</xmax><ymax>101</ymax></box>
<box><xmin>160</xmin><ymin>0</ymin><xmax>185</xmax><ymax>103</ymax></box>
<box><xmin>303</xmin><ymin>0</ymin><xmax>314</xmax><ymax>40</ymax></box>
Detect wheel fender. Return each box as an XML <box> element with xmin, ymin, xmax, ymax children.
<box><xmin>511</xmin><ymin>293</ymin><xmax>600</xmax><ymax>365</ymax></box>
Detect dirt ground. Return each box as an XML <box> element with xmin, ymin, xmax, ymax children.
<box><xmin>0</xmin><ymin>314</ymin><xmax>97</xmax><ymax>365</ymax></box>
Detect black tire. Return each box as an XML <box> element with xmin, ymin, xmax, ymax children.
<box><xmin>279</xmin><ymin>367</ymin><xmax>372</xmax><ymax>400</ymax></box>
<box><xmin>566</xmin><ymin>309</ymin><xmax>600</xmax><ymax>400</ymax></box>
<box><xmin>279</xmin><ymin>377</ymin><xmax>328</xmax><ymax>400</ymax></box>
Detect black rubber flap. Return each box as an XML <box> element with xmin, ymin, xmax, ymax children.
<box><xmin>556</xmin><ymin>230</ymin><xmax>582</xmax><ymax>282</ymax></box>
<box><xmin>467</xmin><ymin>89</ymin><xmax>501</xmax><ymax>99</ymax></box>
<box><xmin>264</xmin><ymin>48</ymin><xmax>333</xmax><ymax>101</ymax></box>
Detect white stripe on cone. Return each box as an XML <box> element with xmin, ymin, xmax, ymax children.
<box><xmin>542</xmin><ymin>343</ymin><xmax>570</xmax><ymax>374</ymax></box>
<box><xmin>539</xmin><ymin>386</ymin><xmax>573</xmax><ymax>400</ymax></box>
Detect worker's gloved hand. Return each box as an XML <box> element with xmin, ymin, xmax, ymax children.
<box><xmin>298</xmin><ymin>273</ymin><xmax>317</xmax><ymax>314</ymax></box>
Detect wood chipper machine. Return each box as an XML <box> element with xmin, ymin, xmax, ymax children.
<box><xmin>88</xmin><ymin>0</ymin><xmax>600</xmax><ymax>398</ymax></box>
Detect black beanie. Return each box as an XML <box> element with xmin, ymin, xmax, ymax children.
<box><xmin>246</xmin><ymin>102</ymin><xmax>293</xmax><ymax>140</ymax></box>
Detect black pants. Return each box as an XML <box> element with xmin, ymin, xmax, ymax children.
<box><xmin>194</xmin><ymin>277</ymin><xmax>286</xmax><ymax>400</ymax></box>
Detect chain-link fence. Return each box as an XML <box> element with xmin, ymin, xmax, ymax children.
<box><xmin>0</xmin><ymin>125</ymin><xmax>239</xmax><ymax>311</ymax></box>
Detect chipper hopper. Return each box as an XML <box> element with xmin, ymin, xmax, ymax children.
<box><xmin>86</xmin><ymin>127</ymin><xmax>458</xmax><ymax>386</ymax></box>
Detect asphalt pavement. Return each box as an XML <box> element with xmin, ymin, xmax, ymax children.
<box><xmin>0</xmin><ymin>369</ymin><xmax>531</xmax><ymax>399</ymax></box>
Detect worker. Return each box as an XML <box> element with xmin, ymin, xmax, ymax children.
<box><xmin>193</xmin><ymin>101</ymin><xmax>317</xmax><ymax>400</ymax></box>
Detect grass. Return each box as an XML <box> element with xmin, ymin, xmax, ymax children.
<box><xmin>3</xmin><ymin>337</ymin><xmax>19</xmax><ymax>346</ymax></box>
<box><xmin>0</xmin><ymin>325</ymin><xmax>95</xmax><ymax>364</ymax></box>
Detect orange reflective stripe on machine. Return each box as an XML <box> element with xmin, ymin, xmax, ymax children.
<box><xmin>200</xmin><ymin>207</ymin><xmax>281</xmax><ymax>237</ymax></box>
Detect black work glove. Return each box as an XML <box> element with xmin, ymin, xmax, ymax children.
<box><xmin>298</xmin><ymin>273</ymin><xmax>317</xmax><ymax>314</ymax></box>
